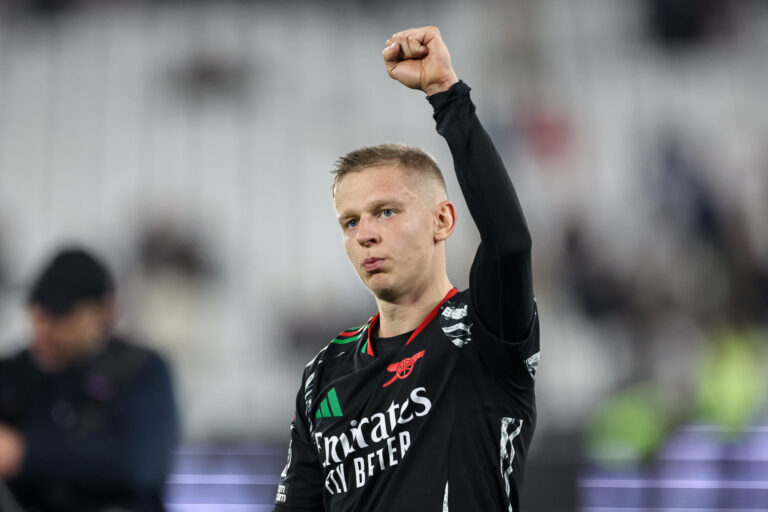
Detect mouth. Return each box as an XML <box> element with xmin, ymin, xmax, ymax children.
<box><xmin>362</xmin><ymin>257</ymin><xmax>385</xmax><ymax>272</ymax></box>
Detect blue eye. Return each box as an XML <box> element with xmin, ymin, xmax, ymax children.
<box><xmin>381</xmin><ymin>209</ymin><xmax>394</xmax><ymax>218</ymax></box>
<box><xmin>346</xmin><ymin>219</ymin><xmax>359</xmax><ymax>228</ymax></box>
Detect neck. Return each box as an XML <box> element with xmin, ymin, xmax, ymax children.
<box><xmin>374</xmin><ymin>275</ymin><xmax>454</xmax><ymax>338</ymax></box>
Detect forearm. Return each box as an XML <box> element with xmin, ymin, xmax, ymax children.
<box><xmin>429</xmin><ymin>81</ymin><xmax>531</xmax><ymax>253</ymax></box>
<box><xmin>23</xmin><ymin>429</ymin><xmax>138</xmax><ymax>486</ymax></box>
<box><xmin>23</xmin><ymin>424</ymin><xmax>173</xmax><ymax>489</ymax></box>
<box><xmin>430</xmin><ymin>81</ymin><xmax>535</xmax><ymax>341</ymax></box>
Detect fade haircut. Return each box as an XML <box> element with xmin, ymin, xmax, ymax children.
<box><xmin>332</xmin><ymin>143</ymin><xmax>447</xmax><ymax>197</ymax></box>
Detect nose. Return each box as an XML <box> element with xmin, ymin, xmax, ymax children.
<box><xmin>356</xmin><ymin>216</ymin><xmax>380</xmax><ymax>247</ymax></box>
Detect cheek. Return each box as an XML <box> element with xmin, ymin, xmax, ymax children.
<box><xmin>404</xmin><ymin>218</ymin><xmax>434</xmax><ymax>250</ymax></box>
<box><xmin>342</xmin><ymin>235</ymin><xmax>357</xmax><ymax>259</ymax></box>
<box><xmin>392</xmin><ymin>230</ymin><xmax>428</xmax><ymax>268</ymax></box>
<box><xmin>343</xmin><ymin>237</ymin><xmax>369</xmax><ymax>278</ymax></box>
<box><xmin>33</xmin><ymin>328</ymin><xmax>67</xmax><ymax>356</ymax></box>
<box><xmin>51</xmin><ymin>325</ymin><xmax>79</xmax><ymax>350</ymax></box>
<box><xmin>77</xmin><ymin>315</ymin><xmax>104</xmax><ymax>341</ymax></box>
<box><xmin>56</xmin><ymin>316</ymin><xmax>97</xmax><ymax>349</ymax></box>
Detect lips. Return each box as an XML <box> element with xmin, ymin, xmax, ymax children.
<box><xmin>362</xmin><ymin>257</ymin><xmax>385</xmax><ymax>272</ymax></box>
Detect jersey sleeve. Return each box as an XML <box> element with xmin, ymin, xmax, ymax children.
<box><xmin>273</xmin><ymin>370</ymin><xmax>325</xmax><ymax>512</ymax></box>
<box><xmin>429</xmin><ymin>81</ymin><xmax>536</xmax><ymax>353</ymax></box>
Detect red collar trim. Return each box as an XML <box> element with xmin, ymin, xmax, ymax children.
<box><xmin>364</xmin><ymin>314</ymin><xmax>379</xmax><ymax>356</ymax></box>
<box><xmin>365</xmin><ymin>287</ymin><xmax>458</xmax><ymax>357</ymax></box>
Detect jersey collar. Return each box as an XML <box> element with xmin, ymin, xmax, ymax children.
<box><xmin>361</xmin><ymin>287</ymin><xmax>459</xmax><ymax>357</ymax></box>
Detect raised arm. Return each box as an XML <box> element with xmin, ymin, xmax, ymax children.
<box><xmin>384</xmin><ymin>26</ymin><xmax>534</xmax><ymax>343</ymax></box>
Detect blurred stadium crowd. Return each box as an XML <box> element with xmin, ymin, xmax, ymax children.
<box><xmin>1</xmin><ymin>0</ymin><xmax>767</xmax><ymax>510</ymax></box>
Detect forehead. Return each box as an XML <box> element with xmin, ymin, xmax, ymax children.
<box><xmin>334</xmin><ymin>165</ymin><xmax>421</xmax><ymax>212</ymax></box>
<box><xmin>30</xmin><ymin>301</ymin><xmax>102</xmax><ymax>320</ymax></box>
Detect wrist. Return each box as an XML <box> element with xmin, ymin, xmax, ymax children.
<box><xmin>424</xmin><ymin>74</ymin><xmax>459</xmax><ymax>96</ymax></box>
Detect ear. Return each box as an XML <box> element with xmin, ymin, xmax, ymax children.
<box><xmin>433</xmin><ymin>200</ymin><xmax>456</xmax><ymax>242</ymax></box>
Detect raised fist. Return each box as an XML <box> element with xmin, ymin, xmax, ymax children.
<box><xmin>382</xmin><ymin>26</ymin><xmax>459</xmax><ymax>96</ymax></box>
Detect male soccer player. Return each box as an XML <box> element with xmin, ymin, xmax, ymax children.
<box><xmin>274</xmin><ymin>26</ymin><xmax>538</xmax><ymax>511</ymax></box>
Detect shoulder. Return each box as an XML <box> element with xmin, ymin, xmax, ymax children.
<box><xmin>301</xmin><ymin>322</ymin><xmax>368</xmax><ymax>380</ymax></box>
<box><xmin>306</xmin><ymin>323</ymin><xmax>367</xmax><ymax>366</ymax></box>
<box><xmin>101</xmin><ymin>337</ymin><xmax>172</xmax><ymax>385</ymax></box>
<box><xmin>452</xmin><ymin>288</ymin><xmax>540</xmax><ymax>362</ymax></box>
<box><xmin>0</xmin><ymin>349</ymin><xmax>38</xmax><ymax>381</ymax></box>
<box><xmin>0</xmin><ymin>350</ymin><xmax>34</xmax><ymax>388</ymax></box>
<box><xmin>431</xmin><ymin>289</ymin><xmax>475</xmax><ymax>349</ymax></box>
<box><xmin>461</xmin><ymin>286</ymin><xmax>540</xmax><ymax>342</ymax></box>
<box><xmin>443</xmin><ymin>288</ymin><xmax>471</xmax><ymax>313</ymax></box>
<box><xmin>111</xmin><ymin>336</ymin><xmax>167</xmax><ymax>361</ymax></box>
<box><xmin>0</xmin><ymin>348</ymin><xmax>32</xmax><ymax>368</ymax></box>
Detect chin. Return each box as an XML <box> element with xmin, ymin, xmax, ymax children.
<box><xmin>372</xmin><ymin>287</ymin><xmax>400</xmax><ymax>303</ymax></box>
<box><xmin>32</xmin><ymin>352</ymin><xmax>62</xmax><ymax>372</ymax></box>
<box><xmin>364</xmin><ymin>274</ymin><xmax>397</xmax><ymax>301</ymax></box>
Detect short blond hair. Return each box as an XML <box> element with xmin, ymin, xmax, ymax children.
<box><xmin>332</xmin><ymin>143</ymin><xmax>446</xmax><ymax>197</ymax></box>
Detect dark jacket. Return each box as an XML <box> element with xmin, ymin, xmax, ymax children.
<box><xmin>0</xmin><ymin>337</ymin><xmax>178</xmax><ymax>512</ymax></box>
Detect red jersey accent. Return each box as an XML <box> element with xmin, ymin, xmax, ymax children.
<box><xmin>366</xmin><ymin>288</ymin><xmax>458</xmax><ymax>357</ymax></box>
<box><xmin>339</xmin><ymin>326</ymin><xmax>365</xmax><ymax>336</ymax></box>
<box><xmin>365</xmin><ymin>314</ymin><xmax>379</xmax><ymax>356</ymax></box>
<box><xmin>405</xmin><ymin>288</ymin><xmax>458</xmax><ymax>346</ymax></box>
<box><xmin>382</xmin><ymin>350</ymin><xmax>426</xmax><ymax>387</ymax></box>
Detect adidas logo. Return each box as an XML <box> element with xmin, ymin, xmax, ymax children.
<box><xmin>315</xmin><ymin>387</ymin><xmax>343</xmax><ymax>419</ymax></box>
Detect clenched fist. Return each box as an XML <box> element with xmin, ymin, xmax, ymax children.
<box><xmin>382</xmin><ymin>26</ymin><xmax>459</xmax><ymax>96</ymax></box>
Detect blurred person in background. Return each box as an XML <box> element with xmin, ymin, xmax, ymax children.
<box><xmin>274</xmin><ymin>26</ymin><xmax>538</xmax><ymax>511</ymax></box>
<box><xmin>0</xmin><ymin>247</ymin><xmax>179</xmax><ymax>512</ymax></box>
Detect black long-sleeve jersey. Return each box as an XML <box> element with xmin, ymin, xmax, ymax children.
<box><xmin>274</xmin><ymin>81</ymin><xmax>539</xmax><ymax>512</ymax></box>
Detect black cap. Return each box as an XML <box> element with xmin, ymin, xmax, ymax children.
<box><xmin>28</xmin><ymin>247</ymin><xmax>115</xmax><ymax>316</ymax></box>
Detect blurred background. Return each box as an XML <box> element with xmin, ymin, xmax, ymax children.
<box><xmin>1</xmin><ymin>0</ymin><xmax>768</xmax><ymax>510</ymax></box>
